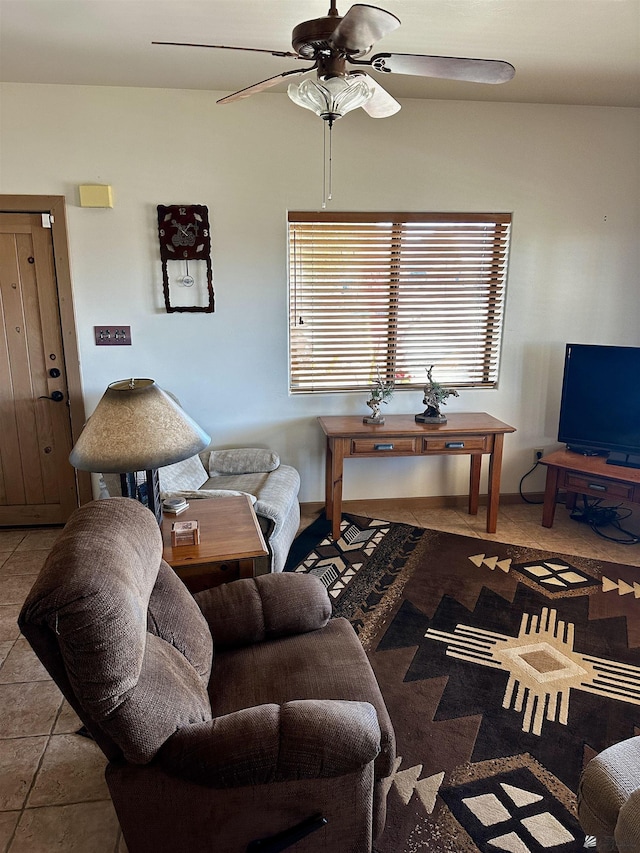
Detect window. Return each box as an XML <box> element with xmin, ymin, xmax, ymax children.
<box><xmin>288</xmin><ymin>211</ymin><xmax>511</xmax><ymax>394</ymax></box>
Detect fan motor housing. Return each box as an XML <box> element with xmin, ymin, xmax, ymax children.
<box><xmin>291</xmin><ymin>15</ymin><xmax>341</xmax><ymax>57</ymax></box>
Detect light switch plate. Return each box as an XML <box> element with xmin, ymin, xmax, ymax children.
<box><xmin>94</xmin><ymin>326</ymin><xmax>131</xmax><ymax>346</ymax></box>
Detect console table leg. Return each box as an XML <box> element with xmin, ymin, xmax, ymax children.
<box><xmin>486</xmin><ymin>434</ymin><xmax>505</xmax><ymax>533</ymax></box>
<box><xmin>325</xmin><ymin>441</ymin><xmax>334</xmax><ymax>524</ymax></box>
<box><xmin>469</xmin><ymin>455</ymin><xmax>481</xmax><ymax>516</ymax></box>
<box><xmin>326</xmin><ymin>438</ymin><xmax>345</xmax><ymax>541</ymax></box>
<box><xmin>542</xmin><ymin>466</ymin><xmax>560</xmax><ymax>528</ymax></box>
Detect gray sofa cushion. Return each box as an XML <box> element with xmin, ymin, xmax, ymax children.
<box><xmin>158</xmin><ymin>455</ymin><xmax>208</xmax><ymax>493</ymax></box>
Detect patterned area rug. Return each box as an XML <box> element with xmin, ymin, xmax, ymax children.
<box><xmin>285</xmin><ymin>514</ymin><xmax>640</xmax><ymax>853</ymax></box>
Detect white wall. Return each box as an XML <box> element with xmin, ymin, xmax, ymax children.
<box><xmin>1</xmin><ymin>83</ymin><xmax>639</xmax><ymax>502</ymax></box>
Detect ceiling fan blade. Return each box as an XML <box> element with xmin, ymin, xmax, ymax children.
<box><xmin>331</xmin><ymin>4</ymin><xmax>401</xmax><ymax>55</ymax></box>
<box><xmin>152</xmin><ymin>41</ymin><xmax>300</xmax><ymax>59</ymax></box>
<box><xmin>355</xmin><ymin>73</ymin><xmax>401</xmax><ymax>118</ymax></box>
<box><xmin>217</xmin><ymin>66</ymin><xmax>315</xmax><ymax>105</ymax></box>
<box><xmin>363</xmin><ymin>52</ymin><xmax>515</xmax><ymax>84</ymax></box>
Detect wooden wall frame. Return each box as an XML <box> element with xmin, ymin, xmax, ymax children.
<box><xmin>0</xmin><ymin>194</ymin><xmax>92</xmax><ymax>506</ymax></box>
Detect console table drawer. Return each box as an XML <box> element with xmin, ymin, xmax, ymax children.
<box><xmin>423</xmin><ymin>436</ymin><xmax>489</xmax><ymax>453</ymax></box>
<box><xmin>561</xmin><ymin>471</ymin><xmax>636</xmax><ymax>501</ymax></box>
<box><xmin>351</xmin><ymin>438</ymin><xmax>418</xmax><ymax>455</ymax></box>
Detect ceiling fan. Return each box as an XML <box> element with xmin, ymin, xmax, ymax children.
<box><xmin>153</xmin><ymin>1</ymin><xmax>515</xmax><ymax>124</ymax></box>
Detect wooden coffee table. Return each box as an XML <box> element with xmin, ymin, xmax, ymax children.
<box><xmin>161</xmin><ymin>495</ymin><xmax>268</xmax><ymax>593</ymax></box>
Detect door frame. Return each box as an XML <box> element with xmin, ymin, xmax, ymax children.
<box><xmin>0</xmin><ymin>194</ymin><xmax>92</xmax><ymax>506</ymax></box>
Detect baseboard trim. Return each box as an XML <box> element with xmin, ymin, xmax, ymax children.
<box><xmin>300</xmin><ymin>493</ymin><xmax>544</xmax><ymax>514</ymax></box>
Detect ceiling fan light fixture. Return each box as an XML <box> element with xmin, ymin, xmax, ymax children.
<box><xmin>287</xmin><ymin>74</ymin><xmax>373</xmax><ymax>123</ymax></box>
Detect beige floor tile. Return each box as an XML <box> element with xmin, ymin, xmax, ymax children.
<box><xmin>10</xmin><ymin>800</ymin><xmax>120</xmax><ymax>853</ymax></box>
<box><xmin>28</xmin><ymin>734</ymin><xmax>109</xmax><ymax>807</ymax></box>
<box><xmin>0</xmin><ymin>638</ymin><xmax>51</xmax><ymax>684</ymax></box>
<box><xmin>0</xmin><ymin>552</ymin><xmax>48</xmax><ymax>577</ymax></box>
<box><xmin>0</xmin><ymin>811</ymin><xmax>20</xmax><ymax>850</ymax></box>
<box><xmin>0</xmin><ymin>605</ymin><xmax>22</xmax><ymax>643</ymax></box>
<box><xmin>53</xmin><ymin>700</ymin><xmax>83</xmax><ymax>735</ymax></box>
<box><xmin>0</xmin><ymin>641</ymin><xmax>13</xmax><ymax>668</ymax></box>
<box><xmin>0</xmin><ymin>532</ymin><xmax>25</xmax><ymax>550</ymax></box>
<box><xmin>344</xmin><ymin>500</ymin><xmax>417</xmax><ymax>523</ymax></box>
<box><xmin>0</xmin><ymin>552</ymin><xmax>13</xmax><ymax>570</ymax></box>
<box><xmin>410</xmin><ymin>509</ymin><xmax>481</xmax><ymax>538</ymax></box>
<box><xmin>0</xmin><ymin>736</ymin><xmax>47</xmax><ymax>810</ymax></box>
<box><xmin>0</xmin><ymin>682</ymin><xmax>62</xmax><ymax>738</ymax></box>
<box><xmin>0</xmin><ymin>575</ymin><xmax>38</xmax><ymax>607</ymax></box>
<box><xmin>15</xmin><ymin>529</ymin><xmax>61</xmax><ymax>552</ymax></box>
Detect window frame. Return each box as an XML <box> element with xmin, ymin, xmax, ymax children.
<box><xmin>288</xmin><ymin>211</ymin><xmax>512</xmax><ymax>395</ymax></box>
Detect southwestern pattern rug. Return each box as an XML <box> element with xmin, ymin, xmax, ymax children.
<box><xmin>285</xmin><ymin>514</ymin><xmax>640</xmax><ymax>853</ymax></box>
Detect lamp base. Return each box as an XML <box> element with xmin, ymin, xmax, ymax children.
<box><xmin>119</xmin><ymin>469</ymin><xmax>162</xmax><ymax>525</ymax></box>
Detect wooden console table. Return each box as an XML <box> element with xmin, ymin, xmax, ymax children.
<box><xmin>161</xmin><ymin>495</ymin><xmax>268</xmax><ymax>593</ymax></box>
<box><xmin>318</xmin><ymin>413</ymin><xmax>516</xmax><ymax>540</ymax></box>
<box><xmin>540</xmin><ymin>448</ymin><xmax>640</xmax><ymax>528</ymax></box>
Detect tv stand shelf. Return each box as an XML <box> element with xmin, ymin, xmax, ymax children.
<box><xmin>539</xmin><ymin>449</ymin><xmax>640</xmax><ymax>528</ymax></box>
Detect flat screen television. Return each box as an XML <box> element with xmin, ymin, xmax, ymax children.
<box><xmin>558</xmin><ymin>343</ymin><xmax>640</xmax><ymax>468</ymax></box>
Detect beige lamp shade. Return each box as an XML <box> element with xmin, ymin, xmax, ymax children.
<box><xmin>69</xmin><ymin>379</ymin><xmax>211</xmax><ymax>473</ymax></box>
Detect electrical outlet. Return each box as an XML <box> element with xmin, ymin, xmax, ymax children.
<box><xmin>533</xmin><ymin>448</ymin><xmax>544</xmax><ymax>464</ymax></box>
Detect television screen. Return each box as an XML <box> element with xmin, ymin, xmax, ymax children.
<box><xmin>557</xmin><ymin>343</ymin><xmax>640</xmax><ymax>467</ymax></box>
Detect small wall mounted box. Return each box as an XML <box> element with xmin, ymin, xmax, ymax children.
<box><xmin>79</xmin><ymin>185</ymin><xmax>114</xmax><ymax>208</ymax></box>
<box><xmin>171</xmin><ymin>519</ymin><xmax>200</xmax><ymax>547</ymax></box>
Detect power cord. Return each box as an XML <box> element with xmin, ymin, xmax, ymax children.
<box><xmin>569</xmin><ymin>495</ymin><xmax>640</xmax><ymax>544</ymax></box>
<box><xmin>519</xmin><ymin>452</ymin><xmax>544</xmax><ymax>504</ymax></box>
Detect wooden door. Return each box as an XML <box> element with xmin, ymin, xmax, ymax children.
<box><xmin>0</xmin><ymin>211</ymin><xmax>79</xmax><ymax>524</ymax></box>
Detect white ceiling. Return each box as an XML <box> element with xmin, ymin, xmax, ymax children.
<box><xmin>1</xmin><ymin>0</ymin><xmax>639</xmax><ymax>108</ymax></box>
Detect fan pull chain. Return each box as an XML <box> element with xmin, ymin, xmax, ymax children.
<box><xmin>322</xmin><ymin>120</ymin><xmax>334</xmax><ymax>209</ymax></box>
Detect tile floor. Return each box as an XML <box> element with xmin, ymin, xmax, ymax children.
<box><xmin>1</xmin><ymin>498</ymin><xmax>640</xmax><ymax>852</ymax></box>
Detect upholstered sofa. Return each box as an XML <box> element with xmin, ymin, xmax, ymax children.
<box><xmin>19</xmin><ymin>498</ymin><xmax>396</xmax><ymax>853</ymax></box>
<box><xmin>102</xmin><ymin>447</ymin><xmax>300</xmax><ymax>574</ymax></box>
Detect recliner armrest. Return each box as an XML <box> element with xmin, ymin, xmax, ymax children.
<box><xmin>194</xmin><ymin>573</ymin><xmax>331</xmax><ymax>648</ymax></box>
<box><xmin>158</xmin><ymin>699</ymin><xmax>381</xmax><ymax>788</ymax></box>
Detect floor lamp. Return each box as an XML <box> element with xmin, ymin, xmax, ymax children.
<box><xmin>69</xmin><ymin>378</ymin><xmax>211</xmax><ymax>523</ymax></box>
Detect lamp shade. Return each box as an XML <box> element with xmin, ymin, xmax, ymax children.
<box><xmin>69</xmin><ymin>379</ymin><xmax>211</xmax><ymax>473</ymax></box>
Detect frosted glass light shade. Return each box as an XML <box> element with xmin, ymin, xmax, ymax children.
<box><xmin>287</xmin><ymin>75</ymin><xmax>373</xmax><ymax>122</ymax></box>
<box><xmin>69</xmin><ymin>379</ymin><xmax>211</xmax><ymax>473</ymax></box>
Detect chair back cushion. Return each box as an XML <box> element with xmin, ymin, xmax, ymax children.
<box><xmin>19</xmin><ymin>498</ymin><xmax>213</xmax><ymax>764</ymax></box>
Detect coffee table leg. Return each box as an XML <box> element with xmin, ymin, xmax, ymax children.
<box><xmin>238</xmin><ymin>558</ymin><xmax>255</xmax><ymax>580</ymax></box>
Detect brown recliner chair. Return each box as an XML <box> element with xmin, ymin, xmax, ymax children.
<box><xmin>19</xmin><ymin>498</ymin><xmax>396</xmax><ymax>853</ymax></box>
<box><xmin>578</xmin><ymin>737</ymin><xmax>640</xmax><ymax>852</ymax></box>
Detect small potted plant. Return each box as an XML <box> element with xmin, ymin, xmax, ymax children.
<box><xmin>364</xmin><ymin>371</ymin><xmax>394</xmax><ymax>424</ymax></box>
<box><xmin>415</xmin><ymin>365</ymin><xmax>459</xmax><ymax>424</ymax></box>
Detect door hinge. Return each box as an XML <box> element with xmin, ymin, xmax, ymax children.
<box><xmin>41</xmin><ymin>213</ymin><xmax>54</xmax><ymax>228</ymax></box>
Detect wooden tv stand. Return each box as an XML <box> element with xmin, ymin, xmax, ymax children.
<box><xmin>539</xmin><ymin>448</ymin><xmax>640</xmax><ymax>528</ymax></box>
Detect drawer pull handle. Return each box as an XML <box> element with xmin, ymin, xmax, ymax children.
<box><xmin>588</xmin><ymin>483</ymin><xmax>607</xmax><ymax>492</ymax></box>
<box><xmin>374</xmin><ymin>443</ymin><xmax>394</xmax><ymax>451</ymax></box>
<box><xmin>446</xmin><ymin>442</ymin><xmax>465</xmax><ymax>449</ymax></box>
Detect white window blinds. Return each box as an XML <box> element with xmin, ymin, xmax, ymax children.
<box><xmin>289</xmin><ymin>211</ymin><xmax>511</xmax><ymax>393</ymax></box>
